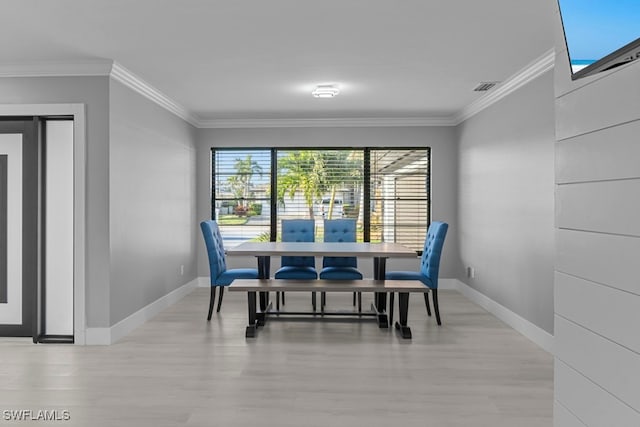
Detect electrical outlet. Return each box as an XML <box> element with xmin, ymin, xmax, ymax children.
<box><xmin>467</xmin><ymin>266</ymin><xmax>475</xmax><ymax>279</ymax></box>
<box><xmin>180</xmin><ymin>265</ymin><xmax>184</xmax><ymax>276</ymax></box>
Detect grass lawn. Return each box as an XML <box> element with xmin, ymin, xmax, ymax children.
<box><xmin>217</xmin><ymin>215</ymin><xmax>248</xmax><ymax>225</ymax></box>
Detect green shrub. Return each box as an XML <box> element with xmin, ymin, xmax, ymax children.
<box><xmin>248</xmin><ymin>203</ymin><xmax>262</xmax><ymax>216</ymax></box>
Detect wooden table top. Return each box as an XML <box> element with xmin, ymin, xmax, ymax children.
<box><xmin>228</xmin><ymin>278</ymin><xmax>428</xmax><ymax>292</ymax></box>
<box><xmin>226</xmin><ymin>241</ymin><xmax>417</xmax><ymax>258</ymax></box>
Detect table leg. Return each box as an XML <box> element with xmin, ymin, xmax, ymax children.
<box><xmin>373</xmin><ymin>257</ymin><xmax>388</xmax><ymax>327</ymax></box>
<box><xmin>256</xmin><ymin>256</ymin><xmax>270</xmax><ymax>325</ymax></box>
<box><xmin>394</xmin><ymin>292</ymin><xmax>412</xmax><ymax>339</ymax></box>
<box><xmin>373</xmin><ymin>257</ymin><xmax>387</xmax><ymax>309</ymax></box>
<box><xmin>257</xmin><ymin>255</ymin><xmax>270</xmax><ymax>279</ymax></box>
<box><xmin>246</xmin><ymin>291</ymin><xmax>257</xmax><ymax>338</ymax></box>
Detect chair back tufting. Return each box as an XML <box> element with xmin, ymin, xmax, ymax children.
<box><xmin>323</xmin><ymin>219</ymin><xmax>358</xmax><ymax>268</ymax></box>
<box><xmin>281</xmin><ymin>219</ymin><xmax>316</xmax><ymax>267</ymax></box>
<box><xmin>200</xmin><ymin>220</ymin><xmax>227</xmax><ymax>284</ymax></box>
<box><xmin>419</xmin><ymin>221</ymin><xmax>448</xmax><ymax>289</ymax></box>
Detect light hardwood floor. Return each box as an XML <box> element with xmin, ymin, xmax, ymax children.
<box><xmin>0</xmin><ymin>289</ymin><xmax>553</xmax><ymax>427</ymax></box>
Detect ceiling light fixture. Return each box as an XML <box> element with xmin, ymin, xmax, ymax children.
<box><xmin>312</xmin><ymin>84</ymin><xmax>339</xmax><ymax>98</ymax></box>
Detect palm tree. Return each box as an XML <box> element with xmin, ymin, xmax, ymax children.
<box><xmin>227</xmin><ymin>155</ymin><xmax>262</xmax><ymax>209</ymax></box>
<box><xmin>321</xmin><ymin>151</ymin><xmax>362</xmax><ymax>219</ymax></box>
<box><xmin>277</xmin><ymin>151</ymin><xmax>327</xmax><ymax>219</ymax></box>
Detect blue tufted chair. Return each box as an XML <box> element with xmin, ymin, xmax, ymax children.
<box><xmin>386</xmin><ymin>221</ymin><xmax>448</xmax><ymax>325</ymax></box>
<box><xmin>275</xmin><ymin>219</ymin><xmax>318</xmax><ymax>309</ymax></box>
<box><xmin>201</xmin><ymin>220</ymin><xmax>259</xmax><ymax>320</ymax></box>
<box><xmin>319</xmin><ymin>219</ymin><xmax>363</xmax><ymax>309</ymax></box>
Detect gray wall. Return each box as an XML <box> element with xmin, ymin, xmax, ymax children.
<box><xmin>0</xmin><ymin>76</ymin><xmax>111</xmax><ymax>327</ymax></box>
<box><xmin>109</xmin><ymin>80</ymin><xmax>198</xmax><ymax>325</ymax></box>
<box><xmin>552</xmin><ymin>5</ymin><xmax>640</xmax><ymax>426</ymax></box>
<box><xmin>456</xmin><ymin>70</ymin><xmax>556</xmax><ymax>334</ymax></box>
<box><xmin>195</xmin><ymin>126</ymin><xmax>461</xmax><ymax>279</ymax></box>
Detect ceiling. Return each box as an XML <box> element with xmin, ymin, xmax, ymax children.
<box><xmin>0</xmin><ymin>0</ymin><xmax>555</xmax><ymax>124</ymax></box>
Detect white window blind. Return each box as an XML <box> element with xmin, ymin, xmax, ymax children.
<box><xmin>211</xmin><ymin>148</ymin><xmax>430</xmax><ymax>251</ymax></box>
<box><xmin>212</xmin><ymin>149</ymin><xmax>271</xmax><ymax>246</ymax></box>
<box><xmin>370</xmin><ymin>149</ymin><xmax>430</xmax><ymax>251</ymax></box>
<box><xmin>277</xmin><ymin>149</ymin><xmax>363</xmax><ymax>241</ymax></box>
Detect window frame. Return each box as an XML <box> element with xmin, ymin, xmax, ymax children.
<box><xmin>210</xmin><ymin>147</ymin><xmax>431</xmax><ymax>252</ymax></box>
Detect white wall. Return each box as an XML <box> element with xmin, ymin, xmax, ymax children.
<box><xmin>456</xmin><ymin>70</ymin><xmax>556</xmax><ymax>334</ymax></box>
<box><xmin>109</xmin><ymin>80</ymin><xmax>198</xmax><ymax>325</ymax></box>
<box><xmin>0</xmin><ymin>76</ymin><xmax>111</xmax><ymax>327</ymax></box>
<box><xmin>553</xmin><ymin>4</ymin><xmax>640</xmax><ymax>425</ymax></box>
<box><xmin>195</xmin><ymin>126</ymin><xmax>461</xmax><ymax>279</ymax></box>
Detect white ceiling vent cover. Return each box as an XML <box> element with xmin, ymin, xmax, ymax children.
<box><xmin>473</xmin><ymin>81</ymin><xmax>500</xmax><ymax>92</ymax></box>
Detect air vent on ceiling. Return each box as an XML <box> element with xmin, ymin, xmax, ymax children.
<box><xmin>473</xmin><ymin>81</ymin><xmax>499</xmax><ymax>92</ymax></box>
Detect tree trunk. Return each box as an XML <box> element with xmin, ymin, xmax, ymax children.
<box><xmin>328</xmin><ymin>185</ymin><xmax>337</xmax><ymax>219</ymax></box>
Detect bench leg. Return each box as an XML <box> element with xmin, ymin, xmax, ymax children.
<box><xmin>374</xmin><ymin>293</ymin><xmax>389</xmax><ymax>328</ymax></box>
<box><xmin>389</xmin><ymin>292</ymin><xmax>394</xmax><ymax>327</ymax></box>
<box><xmin>394</xmin><ymin>292</ymin><xmax>412</xmax><ymax>339</ymax></box>
<box><xmin>258</xmin><ymin>292</ymin><xmax>268</xmax><ymax>326</ymax></box>
<box><xmin>246</xmin><ymin>291</ymin><xmax>257</xmax><ymax>338</ymax></box>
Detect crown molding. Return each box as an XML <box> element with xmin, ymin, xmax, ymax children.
<box><xmin>109</xmin><ymin>62</ymin><xmax>199</xmax><ymax>127</ymax></box>
<box><xmin>454</xmin><ymin>48</ymin><xmax>555</xmax><ymax>125</ymax></box>
<box><xmin>0</xmin><ymin>60</ymin><xmax>199</xmax><ymax>127</ymax></box>
<box><xmin>0</xmin><ymin>50</ymin><xmax>555</xmax><ymax>129</ymax></box>
<box><xmin>0</xmin><ymin>60</ymin><xmax>113</xmax><ymax>77</ymax></box>
<box><xmin>196</xmin><ymin>116</ymin><xmax>457</xmax><ymax>128</ymax></box>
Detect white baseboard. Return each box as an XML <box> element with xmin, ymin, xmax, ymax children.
<box><xmin>438</xmin><ymin>278</ymin><xmax>458</xmax><ymax>290</ymax></box>
<box><xmin>84</xmin><ymin>327</ymin><xmax>111</xmax><ymax>346</ymax></box>
<box><xmin>84</xmin><ymin>277</ymin><xmax>200</xmax><ymax>345</ymax></box>
<box><xmin>452</xmin><ymin>279</ymin><xmax>554</xmax><ymax>354</ymax></box>
<box><xmin>197</xmin><ymin>276</ymin><xmax>210</xmax><ymax>287</ymax></box>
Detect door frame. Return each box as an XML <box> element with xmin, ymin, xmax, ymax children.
<box><xmin>0</xmin><ymin>104</ymin><xmax>86</xmax><ymax>344</ymax></box>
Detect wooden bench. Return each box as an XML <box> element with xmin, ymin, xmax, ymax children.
<box><xmin>228</xmin><ymin>279</ymin><xmax>428</xmax><ymax>339</ymax></box>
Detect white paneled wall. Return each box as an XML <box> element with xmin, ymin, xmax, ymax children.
<box><xmin>556</xmin><ymin>179</ymin><xmax>640</xmax><ymax>235</ymax></box>
<box><xmin>553</xmin><ymin>5</ymin><xmax>640</xmax><ymax>425</ymax></box>
<box><xmin>556</xmin><ymin>229</ymin><xmax>640</xmax><ymax>295</ymax></box>
<box><xmin>555</xmin><ymin>360</ymin><xmax>640</xmax><ymax>426</ymax></box>
<box><xmin>555</xmin><ymin>273</ymin><xmax>640</xmax><ymax>353</ymax></box>
<box><xmin>556</xmin><ymin>120</ymin><xmax>640</xmax><ymax>184</ymax></box>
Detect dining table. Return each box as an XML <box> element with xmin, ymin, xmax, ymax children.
<box><xmin>225</xmin><ymin>241</ymin><xmax>417</xmax><ymax>327</ymax></box>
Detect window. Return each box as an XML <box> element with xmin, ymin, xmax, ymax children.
<box><xmin>211</xmin><ymin>148</ymin><xmax>430</xmax><ymax>252</ymax></box>
<box><xmin>370</xmin><ymin>149</ymin><xmax>431</xmax><ymax>251</ymax></box>
<box><xmin>276</xmin><ymin>149</ymin><xmax>364</xmax><ymax>241</ymax></box>
<box><xmin>212</xmin><ymin>150</ymin><xmax>272</xmax><ymax>245</ymax></box>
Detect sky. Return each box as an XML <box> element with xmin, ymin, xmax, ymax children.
<box><xmin>559</xmin><ymin>0</ymin><xmax>639</xmax><ymax>63</ymax></box>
